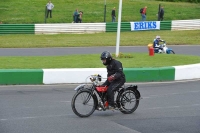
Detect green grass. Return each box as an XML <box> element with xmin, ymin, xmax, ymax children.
<box><xmin>0</xmin><ymin>30</ymin><xmax>200</xmax><ymax>48</ymax></box>
<box><xmin>0</xmin><ymin>53</ymin><xmax>200</xmax><ymax>69</ymax></box>
<box><xmin>0</xmin><ymin>0</ymin><xmax>199</xmax><ymax>69</ymax></box>
<box><xmin>0</xmin><ymin>0</ymin><xmax>199</xmax><ymax>24</ymax></box>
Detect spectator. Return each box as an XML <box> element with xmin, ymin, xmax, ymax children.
<box><xmin>159</xmin><ymin>6</ymin><xmax>164</xmax><ymax>21</ymax></box>
<box><xmin>141</xmin><ymin>6</ymin><xmax>147</xmax><ymax>21</ymax></box>
<box><xmin>73</xmin><ymin>9</ymin><xmax>79</xmax><ymax>23</ymax></box>
<box><xmin>46</xmin><ymin>1</ymin><xmax>54</xmax><ymax>18</ymax></box>
<box><xmin>78</xmin><ymin>11</ymin><xmax>83</xmax><ymax>23</ymax></box>
<box><xmin>111</xmin><ymin>7</ymin><xmax>116</xmax><ymax>22</ymax></box>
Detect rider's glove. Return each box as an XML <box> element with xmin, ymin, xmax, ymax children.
<box><xmin>157</xmin><ymin>44</ymin><xmax>160</xmax><ymax>48</ymax></box>
<box><xmin>161</xmin><ymin>40</ymin><xmax>165</xmax><ymax>43</ymax></box>
<box><xmin>108</xmin><ymin>75</ymin><xmax>115</xmax><ymax>82</ymax></box>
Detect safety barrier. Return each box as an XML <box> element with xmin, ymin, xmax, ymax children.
<box><xmin>107</xmin><ymin>21</ymin><xmax>172</xmax><ymax>32</ymax></box>
<box><xmin>0</xmin><ymin>63</ymin><xmax>200</xmax><ymax>85</ymax></box>
<box><xmin>0</xmin><ymin>24</ymin><xmax>34</xmax><ymax>34</ymax></box>
<box><xmin>0</xmin><ymin>19</ymin><xmax>199</xmax><ymax>34</ymax></box>
<box><xmin>0</xmin><ymin>69</ymin><xmax>43</xmax><ymax>85</ymax></box>
<box><xmin>171</xmin><ymin>19</ymin><xmax>200</xmax><ymax>31</ymax></box>
<box><xmin>124</xmin><ymin>67</ymin><xmax>175</xmax><ymax>82</ymax></box>
<box><xmin>35</xmin><ymin>23</ymin><xmax>106</xmax><ymax>34</ymax></box>
<box><xmin>106</xmin><ymin>22</ymin><xmax>131</xmax><ymax>32</ymax></box>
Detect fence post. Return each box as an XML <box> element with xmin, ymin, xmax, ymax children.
<box><xmin>158</xmin><ymin>4</ymin><xmax>161</xmax><ymax>21</ymax></box>
<box><xmin>104</xmin><ymin>0</ymin><xmax>106</xmax><ymax>22</ymax></box>
<box><xmin>44</xmin><ymin>6</ymin><xmax>47</xmax><ymax>23</ymax></box>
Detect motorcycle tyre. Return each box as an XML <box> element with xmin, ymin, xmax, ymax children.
<box><xmin>71</xmin><ymin>90</ymin><xmax>97</xmax><ymax>117</ymax></box>
<box><xmin>168</xmin><ymin>50</ymin><xmax>175</xmax><ymax>54</ymax></box>
<box><xmin>118</xmin><ymin>88</ymin><xmax>140</xmax><ymax>114</ymax></box>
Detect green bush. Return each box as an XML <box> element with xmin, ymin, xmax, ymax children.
<box><xmin>112</xmin><ymin>53</ymin><xmax>134</xmax><ymax>59</ymax></box>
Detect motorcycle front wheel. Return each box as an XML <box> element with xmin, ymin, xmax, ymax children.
<box><xmin>71</xmin><ymin>90</ymin><xmax>96</xmax><ymax>117</ymax></box>
<box><xmin>118</xmin><ymin>89</ymin><xmax>139</xmax><ymax>114</ymax></box>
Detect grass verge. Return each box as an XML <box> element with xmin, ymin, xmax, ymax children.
<box><xmin>0</xmin><ymin>30</ymin><xmax>200</xmax><ymax>48</ymax></box>
<box><xmin>0</xmin><ymin>53</ymin><xmax>200</xmax><ymax>69</ymax></box>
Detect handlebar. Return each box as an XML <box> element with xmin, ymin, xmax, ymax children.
<box><xmin>87</xmin><ymin>74</ymin><xmax>103</xmax><ymax>85</ymax></box>
<box><xmin>89</xmin><ymin>74</ymin><xmax>102</xmax><ymax>82</ymax></box>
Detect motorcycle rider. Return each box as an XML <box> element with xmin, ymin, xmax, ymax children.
<box><xmin>153</xmin><ymin>35</ymin><xmax>165</xmax><ymax>53</ymax></box>
<box><xmin>100</xmin><ymin>51</ymin><xmax>126</xmax><ymax>110</ymax></box>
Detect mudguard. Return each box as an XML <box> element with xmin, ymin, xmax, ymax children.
<box><xmin>74</xmin><ymin>84</ymin><xmax>85</xmax><ymax>91</ymax></box>
<box><xmin>125</xmin><ymin>85</ymin><xmax>141</xmax><ymax>99</ymax></box>
<box><xmin>116</xmin><ymin>85</ymin><xmax>141</xmax><ymax>108</ymax></box>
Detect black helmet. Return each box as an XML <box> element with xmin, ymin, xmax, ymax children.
<box><xmin>100</xmin><ymin>51</ymin><xmax>112</xmax><ymax>65</ymax></box>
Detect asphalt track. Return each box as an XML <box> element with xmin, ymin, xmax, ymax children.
<box><xmin>0</xmin><ymin>46</ymin><xmax>200</xmax><ymax>133</ymax></box>
<box><xmin>0</xmin><ymin>81</ymin><xmax>200</xmax><ymax>133</ymax></box>
<box><xmin>0</xmin><ymin>45</ymin><xmax>200</xmax><ymax>56</ymax></box>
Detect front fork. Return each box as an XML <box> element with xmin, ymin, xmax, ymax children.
<box><xmin>97</xmin><ymin>100</ymin><xmax>106</xmax><ymax>111</ymax></box>
<box><xmin>96</xmin><ymin>95</ymin><xmax>109</xmax><ymax>111</ymax></box>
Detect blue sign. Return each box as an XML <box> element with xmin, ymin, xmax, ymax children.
<box><xmin>130</xmin><ymin>21</ymin><xmax>160</xmax><ymax>31</ymax></box>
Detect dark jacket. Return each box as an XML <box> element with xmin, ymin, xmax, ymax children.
<box><xmin>153</xmin><ymin>39</ymin><xmax>160</xmax><ymax>48</ymax></box>
<box><xmin>103</xmin><ymin>59</ymin><xmax>126</xmax><ymax>85</ymax></box>
<box><xmin>153</xmin><ymin>39</ymin><xmax>165</xmax><ymax>48</ymax></box>
<box><xmin>111</xmin><ymin>10</ymin><xmax>116</xmax><ymax>17</ymax></box>
<box><xmin>160</xmin><ymin>8</ymin><xmax>164</xmax><ymax>17</ymax></box>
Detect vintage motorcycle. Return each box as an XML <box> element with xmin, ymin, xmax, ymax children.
<box><xmin>71</xmin><ymin>74</ymin><xmax>141</xmax><ymax>117</ymax></box>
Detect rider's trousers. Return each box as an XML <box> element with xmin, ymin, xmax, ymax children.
<box><xmin>107</xmin><ymin>79</ymin><xmax>125</xmax><ymax>106</ymax></box>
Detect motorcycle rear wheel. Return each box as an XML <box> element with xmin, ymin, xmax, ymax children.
<box><xmin>168</xmin><ymin>50</ymin><xmax>175</xmax><ymax>54</ymax></box>
<box><xmin>119</xmin><ymin>89</ymin><xmax>139</xmax><ymax>114</ymax></box>
<box><xmin>71</xmin><ymin>90</ymin><xmax>96</xmax><ymax>117</ymax></box>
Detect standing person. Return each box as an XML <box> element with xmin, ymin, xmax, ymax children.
<box><xmin>78</xmin><ymin>11</ymin><xmax>83</xmax><ymax>23</ymax></box>
<box><xmin>73</xmin><ymin>9</ymin><xmax>79</xmax><ymax>23</ymax></box>
<box><xmin>46</xmin><ymin>1</ymin><xmax>54</xmax><ymax>18</ymax></box>
<box><xmin>159</xmin><ymin>6</ymin><xmax>164</xmax><ymax>21</ymax></box>
<box><xmin>111</xmin><ymin>7</ymin><xmax>116</xmax><ymax>22</ymax></box>
<box><xmin>141</xmin><ymin>6</ymin><xmax>147</xmax><ymax>21</ymax></box>
<box><xmin>100</xmin><ymin>51</ymin><xmax>126</xmax><ymax>110</ymax></box>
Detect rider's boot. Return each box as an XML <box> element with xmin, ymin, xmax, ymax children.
<box><xmin>107</xmin><ymin>105</ymin><xmax>115</xmax><ymax>111</ymax></box>
<box><xmin>158</xmin><ymin>49</ymin><xmax>162</xmax><ymax>53</ymax></box>
<box><xmin>96</xmin><ymin>106</ymin><xmax>103</xmax><ymax>111</ymax></box>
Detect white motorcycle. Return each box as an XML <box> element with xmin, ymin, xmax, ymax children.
<box><xmin>156</xmin><ymin>42</ymin><xmax>175</xmax><ymax>54</ymax></box>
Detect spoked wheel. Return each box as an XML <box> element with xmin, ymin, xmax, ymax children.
<box><xmin>119</xmin><ymin>89</ymin><xmax>139</xmax><ymax>114</ymax></box>
<box><xmin>71</xmin><ymin>90</ymin><xmax>96</xmax><ymax>117</ymax></box>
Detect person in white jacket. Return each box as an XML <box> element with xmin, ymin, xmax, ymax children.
<box><xmin>46</xmin><ymin>1</ymin><xmax>54</xmax><ymax>18</ymax></box>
